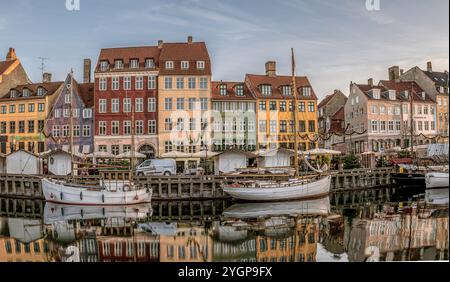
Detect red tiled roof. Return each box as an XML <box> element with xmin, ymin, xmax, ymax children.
<box><xmin>0</xmin><ymin>60</ymin><xmax>15</xmax><ymax>74</ymax></box>
<box><xmin>1</xmin><ymin>82</ymin><xmax>63</xmax><ymax>100</ymax></box>
<box><xmin>379</xmin><ymin>80</ymin><xmax>434</xmax><ymax>102</ymax></box>
<box><xmin>318</xmin><ymin>90</ymin><xmax>346</xmax><ymax>108</ymax></box>
<box><xmin>329</xmin><ymin>107</ymin><xmax>345</xmax><ymax>134</ymax></box>
<box><xmin>211</xmin><ymin>81</ymin><xmax>255</xmax><ymax>101</ymax></box>
<box><xmin>96</xmin><ymin>46</ymin><xmax>161</xmax><ymax>72</ymax></box>
<box><xmin>158</xmin><ymin>42</ymin><xmax>211</xmax><ymax>76</ymax></box>
<box><xmin>245</xmin><ymin>74</ymin><xmax>317</xmax><ymax>100</ymax></box>
<box><xmin>76</xmin><ymin>81</ymin><xmax>95</xmax><ymax>108</ymax></box>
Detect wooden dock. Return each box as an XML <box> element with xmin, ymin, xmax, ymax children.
<box><xmin>0</xmin><ymin>168</ymin><xmax>394</xmax><ymax>201</ymax></box>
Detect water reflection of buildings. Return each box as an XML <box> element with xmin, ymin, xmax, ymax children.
<box><xmin>159</xmin><ymin>225</ymin><xmax>212</xmax><ymax>262</ymax></box>
<box><xmin>345</xmin><ymin>208</ymin><xmax>449</xmax><ymax>262</ymax></box>
<box><xmin>256</xmin><ymin>218</ymin><xmax>320</xmax><ymax>262</ymax></box>
<box><xmin>97</xmin><ymin>233</ymin><xmax>159</xmax><ymax>262</ymax></box>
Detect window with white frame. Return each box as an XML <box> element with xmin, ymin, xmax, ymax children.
<box><xmin>136</xmin><ymin>76</ymin><xmax>144</xmax><ymax>90</ymax></box>
<box><xmin>72</xmin><ymin>108</ymin><xmax>80</xmax><ymax>118</ymax></box>
<box><xmin>83</xmin><ymin>108</ymin><xmax>92</xmax><ymax>118</ymax></box>
<box><xmin>73</xmin><ymin>125</ymin><xmax>80</xmax><ymax>137</ymax></box>
<box><xmin>38</xmin><ymin>103</ymin><xmax>45</xmax><ymax>112</ymax></box>
<box><xmin>111</xmin><ymin>99</ymin><xmax>119</xmax><ymax>113</ymax></box>
<box><xmin>371</xmin><ymin>105</ymin><xmax>378</xmax><ymax>114</ymax></box>
<box><xmin>235</xmin><ymin>85</ymin><xmax>244</xmax><ymax>96</ymax></box>
<box><xmin>63</xmin><ymin>109</ymin><xmax>70</xmax><ymax>118</ymax></box>
<box><xmin>111</xmin><ymin>121</ymin><xmax>120</xmax><ymax>135</ymax></box>
<box><xmin>130</xmin><ymin>59</ymin><xmax>139</xmax><ymax>69</ymax></box>
<box><xmin>124</xmin><ymin>76</ymin><xmax>131</xmax><ymax>90</ymax></box>
<box><xmin>99</xmin><ymin>99</ymin><xmax>107</xmax><ymax>113</ymax></box>
<box><xmin>423</xmin><ymin>105</ymin><xmax>428</xmax><ymax>115</ymax></box>
<box><xmin>165</xmin><ymin>118</ymin><xmax>172</xmax><ymax>131</ymax></box>
<box><xmin>65</xmin><ymin>94</ymin><xmax>71</xmax><ymax>104</ymax></box>
<box><xmin>135</xmin><ymin>98</ymin><xmax>143</xmax><ymax>112</ymax></box>
<box><xmin>114</xmin><ymin>60</ymin><xmax>123</xmax><ymax>69</ymax></box>
<box><xmin>123</xmin><ymin>98</ymin><xmax>131</xmax><ymax>113</ymax></box>
<box><xmin>260</xmin><ymin>85</ymin><xmax>272</xmax><ymax>96</ymax></box>
<box><xmin>148</xmin><ymin>76</ymin><xmax>156</xmax><ymax>89</ymax></box>
<box><xmin>430</xmin><ymin>106</ymin><xmax>435</xmax><ymax>115</ymax></box>
<box><xmin>165</xmin><ymin>77</ymin><xmax>173</xmax><ymax>89</ymax></box>
<box><xmin>371</xmin><ymin>120</ymin><xmax>378</xmax><ymax>132</ymax></box>
<box><xmin>165</xmin><ymin>61</ymin><xmax>174</xmax><ymax>69</ymax></box>
<box><xmin>62</xmin><ymin>125</ymin><xmax>70</xmax><ymax>137</ymax></box>
<box><xmin>164</xmin><ymin>98</ymin><xmax>172</xmax><ymax>110</ymax></box>
<box><xmin>219</xmin><ymin>84</ymin><xmax>227</xmax><ymax>96</ymax></box>
<box><xmin>200</xmin><ymin>98</ymin><xmax>208</xmax><ymax>110</ymax></box>
<box><xmin>52</xmin><ymin>125</ymin><xmax>60</xmax><ymax>137</ymax></box>
<box><xmin>83</xmin><ymin>125</ymin><xmax>91</xmax><ymax>137</ymax></box>
<box><xmin>181</xmin><ymin>61</ymin><xmax>189</xmax><ymax>69</ymax></box>
<box><xmin>111</xmin><ymin>77</ymin><xmax>120</xmax><ymax>90</ymax></box>
<box><xmin>388</xmin><ymin>121</ymin><xmax>394</xmax><ymax>132</ymax></box>
<box><xmin>99</xmin><ymin>121</ymin><xmax>106</xmax><ymax>135</ymax></box>
<box><xmin>395</xmin><ymin>121</ymin><xmax>401</xmax><ymax>132</ymax></box>
<box><xmin>188</xmin><ymin>77</ymin><xmax>196</xmax><ymax>89</ymax></box>
<box><xmin>54</xmin><ymin>109</ymin><xmax>61</xmax><ymax>118</ymax></box>
<box><xmin>394</xmin><ymin>106</ymin><xmax>401</xmax><ymax>116</ymax></box>
<box><xmin>197</xmin><ymin>61</ymin><xmax>205</xmax><ymax>69</ymax></box>
<box><xmin>177</xmin><ymin>98</ymin><xmax>185</xmax><ymax>110</ymax></box>
<box><xmin>135</xmin><ymin>120</ymin><xmax>144</xmax><ymax>135</ymax></box>
<box><xmin>100</xmin><ymin>61</ymin><xmax>109</xmax><ymax>71</ymax></box>
<box><xmin>189</xmin><ymin>98</ymin><xmax>196</xmax><ymax>110</ymax></box>
<box><xmin>148</xmin><ymin>120</ymin><xmax>156</xmax><ymax>134</ymax></box>
<box><xmin>124</xmin><ymin>120</ymin><xmax>131</xmax><ymax>135</ymax></box>
<box><xmin>148</xmin><ymin>98</ymin><xmax>156</xmax><ymax>112</ymax></box>
<box><xmin>37</xmin><ymin>87</ymin><xmax>45</xmax><ymax>96</ymax></box>
<box><xmin>380</xmin><ymin>106</ymin><xmax>386</xmax><ymax>115</ymax></box>
<box><xmin>99</xmin><ymin>78</ymin><xmax>107</xmax><ymax>91</ymax></box>
<box><xmin>165</xmin><ymin>141</ymin><xmax>172</xmax><ymax>153</ymax></box>
<box><xmin>176</xmin><ymin>77</ymin><xmax>184</xmax><ymax>89</ymax></box>
<box><xmin>302</xmin><ymin>87</ymin><xmax>311</xmax><ymax>97</ymax></box>
<box><xmin>417</xmin><ymin>105</ymin><xmax>422</xmax><ymax>115</ymax></box>
<box><xmin>199</xmin><ymin>77</ymin><xmax>208</xmax><ymax>89</ymax></box>
<box><xmin>177</xmin><ymin>118</ymin><xmax>184</xmax><ymax>131</ymax></box>
<box><xmin>269</xmin><ymin>120</ymin><xmax>277</xmax><ymax>133</ymax></box>
<box><xmin>145</xmin><ymin>58</ymin><xmax>155</xmax><ymax>68</ymax></box>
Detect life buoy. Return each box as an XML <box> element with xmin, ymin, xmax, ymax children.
<box><xmin>134</xmin><ymin>195</ymin><xmax>139</xmax><ymax>200</ymax></box>
<box><xmin>80</xmin><ymin>192</ymin><xmax>83</xmax><ymax>201</ymax></box>
<box><xmin>123</xmin><ymin>184</ymin><xmax>131</xmax><ymax>192</ymax></box>
<box><xmin>50</xmin><ymin>193</ymin><xmax>55</xmax><ymax>199</ymax></box>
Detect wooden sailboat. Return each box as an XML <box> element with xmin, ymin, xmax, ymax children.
<box><xmin>42</xmin><ymin>71</ymin><xmax>152</xmax><ymax>205</ymax></box>
<box><xmin>222</xmin><ymin>49</ymin><xmax>331</xmax><ymax>202</ymax></box>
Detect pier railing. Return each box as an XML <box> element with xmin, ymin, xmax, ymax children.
<box><xmin>0</xmin><ymin>167</ymin><xmax>395</xmax><ymax>200</ymax></box>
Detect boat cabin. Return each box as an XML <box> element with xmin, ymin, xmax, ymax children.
<box><xmin>213</xmin><ymin>150</ymin><xmax>256</xmax><ymax>175</ymax></box>
<box><xmin>6</xmin><ymin>150</ymin><xmax>40</xmax><ymax>175</ymax></box>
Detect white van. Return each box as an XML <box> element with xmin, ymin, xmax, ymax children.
<box><xmin>135</xmin><ymin>159</ymin><xmax>176</xmax><ymax>176</ymax></box>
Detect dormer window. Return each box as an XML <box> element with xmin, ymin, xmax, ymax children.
<box><xmin>22</xmin><ymin>89</ymin><xmax>30</xmax><ymax>97</ymax></box>
<box><xmin>181</xmin><ymin>61</ymin><xmax>189</xmax><ymax>70</ymax></box>
<box><xmin>302</xmin><ymin>87</ymin><xmax>311</xmax><ymax>97</ymax></box>
<box><xmin>100</xmin><ymin>61</ymin><xmax>109</xmax><ymax>71</ymax></box>
<box><xmin>219</xmin><ymin>84</ymin><xmax>227</xmax><ymax>96</ymax></box>
<box><xmin>421</xmin><ymin>92</ymin><xmax>426</xmax><ymax>100</ymax></box>
<box><xmin>388</xmin><ymin>90</ymin><xmax>396</xmax><ymax>100</ymax></box>
<box><xmin>282</xmin><ymin>86</ymin><xmax>292</xmax><ymax>96</ymax></box>
<box><xmin>235</xmin><ymin>85</ymin><xmax>244</xmax><ymax>96</ymax></box>
<box><xmin>260</xmin><ymin>85</ymin><xmax>272</xmax><ymax>96</ymax></box>
<box><xmin>37</xmin><ymin>87</ymin><xmax>45</xmax><ymax>96</ymax></box>
<box><xmin>403</xmin><ymin>91</ymin><xmax>409</xmax><ymax>99</ymax></box>
<box><xmin>130</xmin><ymin>59</ymin><xmax>139</xmax><ymax>69</ymax></box>
<box><xmin>145</xmin><ymin>58</ymin><xmax>155</xmax><ymax>68</ymax></box>
<box><xmin>197</xmin><ymin>61</ymin><xmax>205</xmax><ymax>70</ymax></box>
<box><xmin>10</xmin><ymin>89</ymin><xmax>16</xmax><ymax>98</ymax></box>
<box><xmin>114</xmin><ymin>60</ymin><xmax>123</xmax><ymax>69</ymax></box>
<box><xmin>371</xmin><ymin>90</ymin><xmax>380</xmax><ymax>99</ymax></box>
<box><xmin>165</xmin><ymin>61</ymin><xmax>174</xmax><ymax>69</ymax></box>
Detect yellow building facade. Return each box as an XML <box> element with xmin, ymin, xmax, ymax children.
<box><xmin>0</xmin><ymin>82</ymin><xmax>62</xmax><ymax>154</ymax></box>
<box><xmin>246</xmin><ymin>62</ymin><xmax>319</xmax><ymax>151</ymax></box>
<box><xmin>0</xmin><ymin>238</ymin><xmax>51</xmax><ymax>262</ymax></box>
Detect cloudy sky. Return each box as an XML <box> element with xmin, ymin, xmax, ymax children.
<box><xmin>0</xmin><ymin>0</ymin><xmax>448</xmax><ymax>99</ymax></box>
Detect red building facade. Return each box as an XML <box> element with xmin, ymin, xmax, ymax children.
<box><xmin>94</xmin><ymin>46</ymin><xmax>161</xmax><ymax>158</ymax></box>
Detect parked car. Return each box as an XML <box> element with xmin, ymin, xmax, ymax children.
<box><xmin>135</xmin><ymin>159</ymin><xmax>176</xmax><ymax>176</ymax></box>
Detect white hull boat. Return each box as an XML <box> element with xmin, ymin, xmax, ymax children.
<box><xmin>42</xmin><ymin>178</ymin><xmax>152</xmax><ymax>206</ymax></box>
<box><xmin>44</xmin><ymin>203</ymin><xmax>153</xmax><ymax>224</ymax></box>
<box><xmin>222</xmin><ymin>196</ymin><xmax>330</xmax><ymax>219</ymax></box>
<box><xmin>222</xmin><ymin>175</ymin><xmax>331</xmax><ymax>202</ymax></box>
<box><xmin>425</xmin><ymin>173</ymin><xmax>449</xmax><ymax>190</ymax></box>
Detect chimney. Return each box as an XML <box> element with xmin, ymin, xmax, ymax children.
<box><xmin>83</xmin><ymin>59</ymin><xmax>91</xmax><ymax>83</ymax></box>
<box><xmin>388</xmin><ymin>66</ymin><xmax>400</xmax><ymax>81</ymax></box>
<box><xmin>265</xmin><ymin>61</ymin><xmax>276</xmax><ymax>77</ymax></box>
<box><xmin>400</xmin><ymin>69</ymin><xmax>404</xmax><ymax>75</ymax></box>
<box><xmin>427</xmin><ymin>61</ymin><xmax>432</xmax><ymax>72</ymax></box>
<box><xmin>187</xmin><ymin>36</ymin><xmax>193</xmax><ymax>44</ymax></box>
<box><xmin>43</xmin><ymin>73</ymin><xmax>52</xmax><ymax>83</ymax></box>
<box><xmin>6</xmin><ymin>48</ymin><xmax>17</xmax><ymax>61</ymax></box>
<box><xmin>368</xmin><ymin>78</ymin><xmax>373</xmax><ymax>87</ymax></box>
<box><xmin>158</xmin><ymin>40</ymin><xmax>163</xmax><ymax>49</ymax></box>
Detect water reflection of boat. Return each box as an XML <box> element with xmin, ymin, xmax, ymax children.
<box><xmin>222</xmin><ymin>197</ymin><xmax>330</xmax><ymax>219</ymax></box>
<box><xmin>425</xmin><ymin>173</ymin><xmax>449</xmax><ymax>190</ymax></box>
<box><xmin>425</xmin><ymin>188</ymin><xmax>449</xmax><ymax>205</ymax></box>
<box><xmin>43</xmin><ymin>203</ymin><xmax>153</xmax><ymax>224</ymax></box>
<box><xmin>138</xmin><ymin>222</ymin><xmax>178</xmax><ymax>236</ymax></box>
<box><xmin>7</xmin><ymin>218</ymin><xmax>44</xmax><ymax>243</ymax></box>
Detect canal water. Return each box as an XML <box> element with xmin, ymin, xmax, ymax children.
<box><xmin>0</xmin><ymin>188</ymin><xmax>448</xmax><ymax>262</ymax></box>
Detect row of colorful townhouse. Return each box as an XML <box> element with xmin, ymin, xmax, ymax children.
<box><xmin>0</xmin><ymin>37</ymin><xmax>319</xmax><ymax>165</ymax></box>
<box><xmin>317</xmin><ymin>63</ymin><xmax>449</xmax><ymax>157</ymax></box>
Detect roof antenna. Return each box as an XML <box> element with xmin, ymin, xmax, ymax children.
<box><xmin>38</xmin><ymin>57</ymin><xmax>50</xmax><ymax>81</ymax></box>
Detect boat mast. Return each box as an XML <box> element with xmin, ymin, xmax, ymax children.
<box><xmin>69</xmin><ymin>70</ymin><xmax>75</xmax><ymax>177</ymax></box>
<box><xmin>409</xmin><ymin>83</ymin><xmax>414</xmax><ymax>159</ymax></box>
<box><xmin>291</xmin><ymin>48</ymin><xmax>300</xmax><ymax>176</ymax></box>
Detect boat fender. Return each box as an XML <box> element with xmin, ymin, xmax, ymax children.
<box><xmin>134</xmin><ymin>195</ymin><xmax>139</xmax><ymax>200</ymax></box>
<box><xmin>80</xmin><ymin>192</ymin><xmax>83</xmax><ymax>201</ymax></box>
<box><xmin>50</xmin><ymin>193</ymin><xmax>55</xmax><ymax>199</ymax></box>
<box><xmin>81</xmin><ymin>209</ymin><xmax>84</xmax><ymax>218</ymax></box>
<box><xmin>60</xmin><ymin>192</ymin><xmax>63</xmax><ymax>200</ymax></box>
<box><xmin>102</xmin><ymin>194</ymin><xmax>105</xmax><ymax>203</ymax></box>
<box><xmin>123</xmin><ymin>184</ymin><xmax>131</xmax><ymax>192</ymax></box>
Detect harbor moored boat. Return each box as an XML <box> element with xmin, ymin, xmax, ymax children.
<box><xmin>425</xmin><ymin>173</ymin><xmax>449</xmax><ymax>190</ymax></box>
<box><xmin>42</xmin><ymin>178</ymin><xmax>152</xmax><ymax>206</ymax></box>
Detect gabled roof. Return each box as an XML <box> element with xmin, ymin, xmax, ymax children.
<box><xmin>245</xmin><ymin>74</ymin><xmax>317</xmax><ymax>100</ymax></box>
<box><xmin>318</xmin><ymin>90</ymin><xmax>347</xmax><ymax>108</ymax></box>
<box><xmin>75</xmin><ymin>80</ymin><xmax>94</xmax><ymax>108</ymax></box>
<box><xmin>1</xmin><ymin>81</ymin><xmax>63</xmax><ymax>100</ymax></box>
<box><xmin>424</xmin><ymin>71</ymin><xmax>449</xmax><ymax>87</ymax></box>
<box><xmin>158</xmin><ymin>42</ymin><xmax>211</xmax><ymax>76</ymax></box>
<box><xmin>0</xmin><ymin>60</ymin><xmax>16</xmax><ymax>74</ymax></box>
<box><xmin>96</xmin><ymin>46</ymin><xmax>161</xmax><ymax>72</ymax></box>
<box><xmin>379</xmin><ymin>80</ymin><xmax>434</xmax><ymax>102</ymax></box>
<box><xmin>211</xmin><ymin>81</ymin><xmax>255</xmax><ymax>101</ymax></box>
